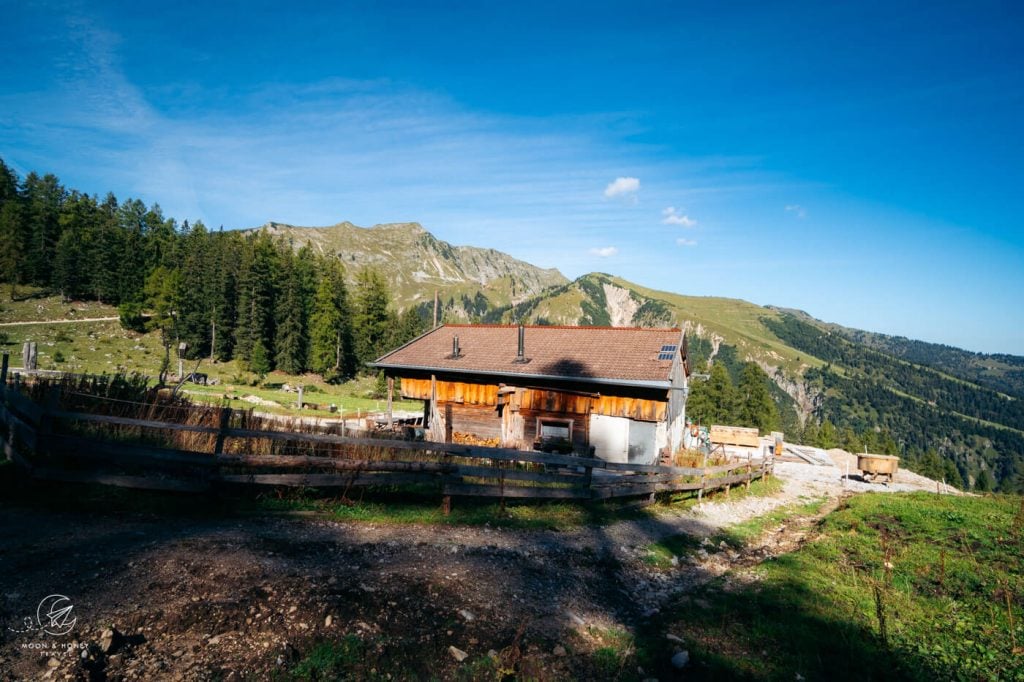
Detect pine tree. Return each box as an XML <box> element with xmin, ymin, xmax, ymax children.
<box><xmin>116</xmin><ymin>199</ymin><xmax>149</xmax><ymax>303</ymax></box>
<box><xmin>393</xmin><ymin>306</ymin><xmax>427</xmax><ymax>347</ymax></box>
<box><xmin>840</xmin><ymin>427</ymin><xmax>863</xmax><ymax>453</ymax></box>
<box><xmin>250</xmin><ymin>338</ymin><xmax>271</xmax><ymax>376</ymax></box>
<box><xmin>309</xmin><ymin>261</ymin><xmax>353</xmax><ymax>380</ymax></box>
<box><xmin>274</xmin><ymin>258</ymin><xmax>308</xmax><ymax>375</ymax></box>
<box><xmin>234</xmin><ymin>233</ymin><xmax>279</xmax><ymax>367</ymax></box>
<box><xmin>352</xmin><ymin>267</ymin><xmax>395</xmax><ymax>366</ymax></box>
<box><xmin>974</xmin><ymin>468</ymin><xmax>993</xmax><ymax>492</ymax></box>
<box><xmin>687</xmin><ymin>361</ymin><xmax>738</xmax><ymax>426</ymax></box>
<box><xmin>22</xmin><ymin>172</ymin><xmax>66</xmax><ymax>287</ymax></box>
<box><xmin>817</xmin><ymin>419</ymin><xmax>838</xmax><ymax>449</ymax></box>
<box><xmin>209</xmin><ymin>230</ymin><xmax>241</xmax><ymax>361</ymax></box>
<box><xmin>175</xmin><ymin>222</ymin><xmax>214</xmax><ymax>358</ymax></box>
<box><xmin>89</xmin><ymin>193</ymin><xmax>123</xmax><ymax>304</ymax></box>
<box><xmin>736</xmin><ymin>362</ymin><xmax>780</xmax><ymax>434</ymax></box>
<box><xmin>801</xmin><ymin>420</ymin><xmax>819</xmax><ymax>447</ymax></box>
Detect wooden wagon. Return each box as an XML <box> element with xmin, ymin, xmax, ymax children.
<box><xmin>858</xmin><ymin>454</ymin><xmax>899</xmax><ymax>484</ymax></box>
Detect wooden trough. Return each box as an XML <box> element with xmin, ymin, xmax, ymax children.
<box><xmin>858</xmin><ymin>453</ymin><xmax>899</xmax><ymax>484</ymax></box>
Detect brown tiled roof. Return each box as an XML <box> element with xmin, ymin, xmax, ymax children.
<box><xmin>372</xmin><ymin>325</ymin><xmax>684</xmax><ymax>387</ymax></box>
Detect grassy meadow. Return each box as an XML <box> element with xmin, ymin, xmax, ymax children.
<box><xmin>0</xmin><ymin>290</ymin><xmax>419</xmax><ymax>418</ymax></box>
<box><xmin>643</xmin><ymin>492</ymin><xmax>1024</xmax><ymax>681</ymax></box>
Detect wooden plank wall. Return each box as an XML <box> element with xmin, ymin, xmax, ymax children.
<box><xmin>520</xmin><ymin>408</ymin><xmax>589</xmax><ymax>452</ymax></box>
<box><xmin>449</xmin><ymin>403</ymin><xmax>502</xmax><ymax>440</ymax></box>
<box><xmin>401</xmin><ymin>378</ymin><xmax>666</xmax><ymax>421</ymax></box>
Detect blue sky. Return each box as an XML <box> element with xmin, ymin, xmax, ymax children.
<box><xmin>2</xmin><ymin>1</ymin><xmax>1022</xmax><ymax>354</ymax></box>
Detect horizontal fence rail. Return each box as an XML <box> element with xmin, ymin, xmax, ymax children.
<box><xmin>0</xmin><ymin>368</ymin><xmax>771</xmax><ymax>505</ymax></box>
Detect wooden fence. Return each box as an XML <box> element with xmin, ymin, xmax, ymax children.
<box><xmin>0</xmin><ymin>359</ymin><xmax>770</xmax><ymax>506</ymax></box>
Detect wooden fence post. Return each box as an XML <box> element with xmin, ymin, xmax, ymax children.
<box><xmin>0</xmin><ymin>351</ymin><xmax>8</xmax><ymax>399</ymax></box>
<box><xmin>39</xmin><ymin>385</ymin><xmax>61</xmax><ymax>456</ymax></box>
<box><xmin>214</xmin><ymin>407</ymin><xmax>232</xmax><ymax>455</ymax></box>
<box><xmin>386</xmin><ymin>377</ymin><xmax>394</xmax><ymax>429</ymax></box>
<box><xmin>697</xmin><ymin>451</ymin><xmax>706</xmax><ymax>503</ymax></box>
<box><xmin>746</xmin><ymin>452</ymin><xmax>752</xmax><ymax>491</ymax></box>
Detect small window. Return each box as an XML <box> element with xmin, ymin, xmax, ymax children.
<box><xmin>538</xmin><ymin>418</ymin><xmax>572</xmax><ymax>441</ymax></box>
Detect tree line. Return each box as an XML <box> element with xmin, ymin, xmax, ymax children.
<box><xmin>0</xmin><ymin>158</ymin><xmax>427</xmax><ymax>380</ymax></box>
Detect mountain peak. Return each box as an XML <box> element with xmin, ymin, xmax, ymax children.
<box><xmin>247</xmin><ymin>220</ymin><xmax>567</xmax><ymax>315</ymax></box>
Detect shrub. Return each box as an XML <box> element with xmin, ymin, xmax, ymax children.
<box><xmin>117</xmin><ymin>302</ymin><xmax>147</xmax><ymax>333</ymax></box>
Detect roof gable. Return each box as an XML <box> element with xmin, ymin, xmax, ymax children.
<box><xmin>373</xmin><ymin>325</ymin><xmax>684</xmax><ymax>387</ymax></box>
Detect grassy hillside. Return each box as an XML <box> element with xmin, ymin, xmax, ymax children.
<box><xmin>771</xmin><ymin>306</ymin><xmax>1024</xmax><ymax>398</ymax></box>
<box><xmin>0</xmin><ymin>291</ymin><xmax>417</xmax><ymax>418</ymax></box>
<box><xmin>492</xmin><ymin>272</ymin><xmax>817</xmax><ymax>376</ymax></box>
<box><xmin>645</xmin><ymin>492</ymin><xmax>1024</xmax><ymax>681</ymax></box>
<box><xmin>489</xmin><ymin>274</ymin><xmax>1024</xmax><ymax>491</ymax></box>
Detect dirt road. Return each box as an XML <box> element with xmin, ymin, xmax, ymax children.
<box><xmin>0</xmin><ymin>317</ymin><xmax>120</xmax><ymax>327</ymax></box>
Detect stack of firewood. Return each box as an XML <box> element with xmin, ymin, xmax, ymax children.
<box><xmin>453</xmin><ymin>431</ymin><xmax>501</xmax><ymax>447</ymax></box>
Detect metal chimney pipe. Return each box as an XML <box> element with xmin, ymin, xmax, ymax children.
<box><xmin>452</xmin><ymin>335</ymin><xmax>460</xmax><ymax>357</ymax></box>
<box><xmin>517</xmin><ymin>325</ymin><xmax>525</xmax><ymax>359</ymax></box>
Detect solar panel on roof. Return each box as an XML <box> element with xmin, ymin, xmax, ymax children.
<box><xmin>657</xmin><ymin>352</ymin><xmax>675</xmax><ymax>360</ymax></box>
<box><xmin>660</xmin><ymin>344</ymin><xmax>677</xmax><ymax>352</ymax></box>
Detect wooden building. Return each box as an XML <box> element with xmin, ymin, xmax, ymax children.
<box><xmin>371</xmin><ymin>324</ymin><xmax>690</xmax><ymax>465</ymax></box>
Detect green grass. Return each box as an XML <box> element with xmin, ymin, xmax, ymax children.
<box><xmin>610</xmin><ymin>276</ymin><xmax>822</xmax><ymax>375</ymax></box>
<box><xmin>288</xmin><ymin>636</ymin><xmax>366</xmax><ymax>681</ymax></box>
<box><xmin>0</xmin><ymin>292</ymin><xmax>420</xmax><ymax>418</ymax></box>
<box><xmin>257</xmin><ymin>488</ymin><xmax>646</xmax><ymax>531</ymax></box>
<box><xmin>655</xmin><ymin>470</ymin><xmax>784</xmax><ymax>511</ymax></box>
<box><xmin>254</xmin><ymin>471</ymin><xmax>784</xmax><ymax>532</ymax></box>
<box><xmin>643</xmin><ymin>489</ymin><xmax>824</xmax><ymax>569</ymax></box>
<box><xmin>0</xmin><ymin>286</ymin><xmax>118</xmax><ymax>323</ymax></box>
<box><xmin>724</xmin><ymin>495</ymin><xmax>827</xmax><ymax>545</ymax></box>
<box><xmin>642</xmin><ymin>492</ymin><xmax>1024</xmax><ymax>681</ymax></box>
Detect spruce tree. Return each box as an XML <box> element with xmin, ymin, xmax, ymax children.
<box><xmin>274</xmin><ymin>258</ymin><xmax>308</xmax><ymax>375</ymax></box>
<box><xmin>736</xmin><ymin>362</ymin><xmax>780</xmax><ymax>434</ymax></box>
<box><xmin>309</xmin><ymin>261</ymin><xmax>353</xmax><ymax>380</ymax></box>
<box><xmin>22</xmin><ymin>172</ymin><xmax>66</xmax><ymax>287</ymax></box>
<box><xmin>352</xmin><ymin>267</ymin><xmax>395</xmax><ymax>366</ymax></box>
<box><xmin>687</xmin><ymin>361</ymin><xmax>738</xmax><ymax>426</ymax></box>
<box><xmin>974</xmin><ymin>468</ymin><xmax>993</xmax><ymax>492</ymax></box>
<box><xmin>234</xmin><ymin>233</ymin><xmax>279</xmax><ymax>368</ymax></box>
<box><xmin>817</xmin><ymin>419</ymin><xmax>838</xmax><ymax>449</ymax></box>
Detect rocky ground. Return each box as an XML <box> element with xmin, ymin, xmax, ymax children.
<box><xmin>0</xmin><ymin>453</ymin><xmax>950</xmax><ymax>681</ymax></box>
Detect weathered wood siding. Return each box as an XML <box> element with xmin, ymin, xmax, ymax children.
<box><xmin>401</xmin><ymin>378</ymin><xmax>498</xmax><ymax>406</ymax></box>
<box><xmin>520</xmin><ymin>408</ymin><xmax>590</xmax><ymax>452</ymax></box>
<box><xmin>400</xmin><ymin>378</ymin><xmax>666</xmax><ymax>422</ymax></box>
<box><xmin>448</xmin><ymin>403</ymin><xmax>502</xmax><ymax>440</ymax></box>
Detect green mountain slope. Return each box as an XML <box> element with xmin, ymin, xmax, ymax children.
<box><xmin>492</xmin><ymin>272</ymin><xmax>818</xmax><ymax>374</ymax></box>
<box><xmin>243</xmin><ymin>225</ymin><xmax>1023</xmax><ymax>492</ymax></box>
<box><xmin>770</xmin><ymin>306</ymin><xmax>1024</xmax><ymax>398</ymax></box>
<box><xmin>251</xmin><ymin>221</ymin><xmax>568</xmax><ymax>319</ymax></box>
<box><xmin>488</xmin><ymin>272</ymin><xmax>1023</xmax><ymax>491</ymax></box>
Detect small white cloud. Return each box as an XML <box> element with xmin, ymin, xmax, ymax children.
<box><xmin>662</xmin><ymin>206</ymin><xmax>697</xmax><ymax>227</ymax></box>
<box><xmin>785</xmin><ymin>204</ymin><xmax>807</xmax><ymax>219</ymax></box>
<box><xmin>589</xmin><ymin>246</ymin><xmax>619</xmax><ymax>257</ymax></box>
<box><xmin>603</xmin><ymin>177</ymin><xmax>640</xmax><ymax>199</ymax></box>
<box><xmin>676</xmin><ymin>238</ymin><xmax>698</xmax><ymax>247</ymax></box>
